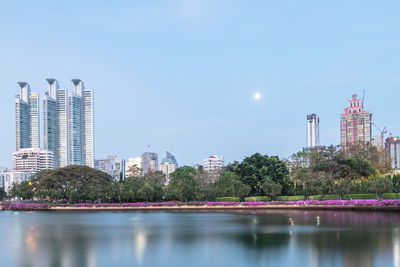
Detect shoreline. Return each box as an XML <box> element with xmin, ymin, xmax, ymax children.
<box><xmin>2</xmin><ymin>205</ymin><xmax>398</xmax><ymax>212</ymax></box>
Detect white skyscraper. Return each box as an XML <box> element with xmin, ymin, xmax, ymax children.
<box><xmin>82</xmin><ymin>88</ymin><xmax>94</xmax><ymax>168</ymax></box>
<box><xmin>57</xmin><ymin>87</ymin><xmax>69</xmax><ymax>167</ymax></box>
<box><xmin>306</xmin><ymin>114</ymin><xmax>320</xmax><ymax>149</ymax></box>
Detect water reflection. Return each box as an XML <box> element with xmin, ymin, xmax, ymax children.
<box><xmin>1</xmin><ymin>210</ymin><xmax>399</xmax><ymax>267</ymax></box>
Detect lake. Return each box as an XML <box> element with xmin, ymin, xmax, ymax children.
<box><xmin>0</xmin><ymin>210</ymin><xmax>399</xmax><ymax>267</ymax></box>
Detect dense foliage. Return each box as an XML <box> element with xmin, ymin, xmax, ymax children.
<box><xmin>9</xmin><ymin>145</ymin><xmax>399</xmax><ymax>202</ymax></box>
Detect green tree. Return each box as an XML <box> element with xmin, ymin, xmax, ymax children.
<box><xmin>11</xmin><ymin>181</ymin><xmax>35</xmax><ymax>200</ymax></box>
<box><xmin>165</xmin><ymin>166</ymin><xmax>198</xmax><ymax>201</ymax></box>
<box><xmin>36</xmin><ymin>165</ymin><xmax>113</xmax><ymax>202</ymax></box>
<box><xmin>216</xmin><ymin>172</ymin><xmax>250</xmax><ymax>201</ymax></box>
<box><xmin>229</xmin><ymin>153</ymin><xmax>290</xmax><ymax>196</ymax></box>
<box><xmin>261</xmin><ymin>178</ymin><xmax>282</xmax><ymax>200</ymax></box>
<box><xmin>0</xmin><ymin>187</ymin><xmax>6</xmax><ymax>200</ymax></box>
<box><xmin>367</xmin><ymin>177</ymin><xmax>392</xmax><ymax>200</ymax></box>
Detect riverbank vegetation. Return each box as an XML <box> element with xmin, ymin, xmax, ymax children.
<box><xmin>7</xmin><ymin>143</ymin><xmax>400</xmax><ymax>203</ymax></box>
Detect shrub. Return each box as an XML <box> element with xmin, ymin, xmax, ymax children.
<box><xmin>244</xmin><ymin>196</ymin><xmax>270</xmax><ymax>202</ymax></box>
<box><xmin>343</xmin><ymin>194</ymin><xmax>377</xmax><ymax>200</ymax></box>
<box><xmin>216</xmin><ymin>197</ymin><xmax>240</xmax><ymax>202</ymax></box>
<box><xmin>309</xmin><ymin>195</ymin><xmax>339</xmax><ymax>200</ymax></box>
<box><xmin>276</xmin><ymin>195</ymin><xmax>305</xmax><ymax>201</ymax></box>
<box><xmin>382</xmin><ymin>193</ymin><xmax>400</xmax><ymax>199</ymax></box>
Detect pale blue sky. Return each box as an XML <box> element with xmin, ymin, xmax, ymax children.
<box><xmin>1</xmin><ymin>0</ymin><xmax>400</xmax><ymax>167</ymax></box>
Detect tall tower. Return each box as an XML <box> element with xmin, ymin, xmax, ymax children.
<box><xmin>57</xmin><ymin>88</ymin><xmax>69</xmax><ymax>168</ymax></box>
<box><xmin>68</xmin><ymin>91</ymin><xmax>83</xmax><ymax>165</ymax></box>
<box><xmin>82</xmin><ymin>88</ymin><xmax>94</xmax><ymax>168</ymax></box>
<box><xmin>15</xmin><ymin>82</ymin><xmax>30</xmax><ymax>150</ymax></box>
<box><xmin>44</xmin><ymin>79</ymin><xmax>59</xmax><ymax>167</ymax></box>
<box><xmin>15</xmin><ymin>82</ymin><xmax>39</xmax><ymax>150</ymax></box>
<box><xmin>306</xmin><ymin>114</ymin><xmax>320</xmax><ymax>149</ymax></box>
<box><xmin>340</xmin><ymin>94</ymin><xmax>372</xmax><ymax>147</ymax></box>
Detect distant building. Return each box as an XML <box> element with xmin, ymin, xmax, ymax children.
<box><xmin>95</xmin><ymin>155</ymin><xmax>125</xmax><ymax>180</ymax></box>
<box><xmin>203</xmin><ymin>155</ymin><xmax>224</xmax><ymax>177</ymax></box>
<box><xmin>386</xmin><ymin>136</ymin><xmax>400</xmax><ymax>170</ymax></box>
<box><xmin>141</xmin><ymin>152</ymin><xmax>158</xmax><ymax>174</ymax></box>
<box><xmin>3</xmin><ymin>170</ymin><xmax>33</xmax><ymax>194</ymax></box>
<box><xmin>340</xmin><ymin>94</ymin><xmax>372</xmax><ymax>147</ymax></box>
<box><xmin>126</xmin><ymin>157</ymin><xmax>143</xmax><ymax>177</ymax></box>
<box><xmin>12</xmin><ymin>148</ymin><xmax>54</xmax><ymax>172</ymax></box>
<box><xmin>306</xmin><ymin>114</ymin><xmax>320</xmax><ymax>149</ymax></box>
<box><xmin>371</xmin><ymin>135</ymin><xmax>384</xmax><ymax>150</ymax></box>
<box><xmin>160</xmin><ymin>152</ymin><xmax>178</xmax><ymax>182</ymax></box>
<box><xmin>0</xmin><ymin>168</ymin><xmax>8</xmax><ymax>189</ymax></box>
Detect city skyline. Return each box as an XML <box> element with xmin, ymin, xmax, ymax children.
<box><xmin>1</xmin><ymin>1</ymin><xmax>400</xmax><ymax>168</ymax></box>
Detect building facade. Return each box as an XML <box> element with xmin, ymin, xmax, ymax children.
<box><xmin>203</xmin><ymin>155</ymin><xmax>224</xmax><ymax>178</ymax></box>
<box><xmin>95</xmin><ymin>155</ymin><xmax>125</xmax><ymax>180</ymax></box>
<box><xmin>340</xmin><ymin>94</ymin><xmax>372</xmax><ymax>147</ymax></box>
<box><xmin>386</xmin><ymin>136</ymin><xmax>400</xmax><ymax>170</ymax></box>
<box><xmin>160</xmin><ymin>152</ymin><xmax>178</xmax><ymax>183</ymax></box>
<box><xmin>306</xmin><ymin>114</ymin><xmax>320</xmax><ymax>149</ymax></box>
<box><xmin>12</xmin><ymin>148</ymin><xmax>54</xmax><ymax>172</ymax></box>
<box><xmin>141</xmin><ymin>152</ymin><xmax>158</xmax><ymax>174</ymax></box>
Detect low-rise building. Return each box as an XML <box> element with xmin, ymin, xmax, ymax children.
<box><xmin>12</xmin><ymin>148</ymin><xmax>54</xmax><ymax>172</ymax></box>
<box><xmin>95</xmin><ymin>155</ymin><xmax>125</xmax><ymax>180</ymax></box>
<box><xmin>3</xmin><ymin>170</ymin><xmax>33</xmax><ymax>194</ymax></box>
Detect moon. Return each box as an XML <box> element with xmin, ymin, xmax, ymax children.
<box><xmin>253</xmin><ymin>93</ymin><xmax>261</xmax><ymax>100</ymax></box>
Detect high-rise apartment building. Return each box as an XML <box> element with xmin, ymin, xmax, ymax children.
<box><xmin>203</xmin><ymin>155</ymin><xmax>224</xmax><ymax>178</ymax></box>
<box><xmin>15</xmin><ymin>82</ymin><xmax>40</xmax><ymax>150</ymax></box>
<box><xmin>12</xmin><ymin>148</ymin><xmax>54</xmax><ymax>172</ymax></box>
<box><xmin>386</xmin><ymin>136</ymin><xmax>400</xmax><ymax>170</ymax></box>
<box><xmin>43</xmin><ymin>79</ymin><xmax>59</xmax><ymax>167</ymax></box>
<box><xmin>141</xmin><ymin>152</ymin><xmax>158</xmax><ymax>174</ymax></box>
<box><xmin>340</xmin><ymin>94</ymin><xmax>372</xmax><ymax>147</ymax></box>
<box><xmin>306</xmin><ymin>114</ymin><xmax>320</xmax><ymax>149</ymax></box>
<box><xmin>82</xmin><ymin>88</ymin><xmax>94</xmax><ymax>168</ymax></box>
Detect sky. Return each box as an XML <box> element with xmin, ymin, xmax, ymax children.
<box><xmin>1</xmin><ymin>0</ymin><xmax>400</xmax><ymax>167</ymax></box>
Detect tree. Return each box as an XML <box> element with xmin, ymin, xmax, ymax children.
<box><xmin>11</xmin><ymin>181</ymin><xmax>35</xmax><ymax>200</ymax></box>
<box><xmin>0</xmin><ymin>187</ymin><xmax>6</xmax><ymax>200</ymax></box>
<box><xmin>261</xmin><ymin>178</ymin><xmax>282</xmax><ymax>200</ymax></box>
<box><xmin>165</xmin><ymin>166</ymin><xmax>198</xmax><ymax>201</ymax></box>
<box><xmin>36</xmin><ymin>165</ymin><xmax>113</xmax><ymax>202</ymax></box>
<box><xmin>215</xmin><ymin>172</ymin><xmax>250</xmax><ymax>201</ymax></box>
<box><xmin>229</xmin><ymin>153</ymin><xmax>290</xmax><ymax>196</ymax></box>
<box><xmin>367</xmin><ymin>177</ymin><xmax>392</xmax><ymax>200</ymax></box>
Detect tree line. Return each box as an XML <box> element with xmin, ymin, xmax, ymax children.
<box><xmin>9</xmin><ymin>143</ymin><xmax>400</xmax><ymax>203</ymax></box>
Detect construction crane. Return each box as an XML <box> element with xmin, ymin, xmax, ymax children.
<box><xmin>361</xmin><ymin>89</ymin><xmax>365</xmax><ymax>108</ymax></box>
<box><xmin>372</xmin><ymin>123</ymin><xmax>387</xmax><ymax>149</ymax></box>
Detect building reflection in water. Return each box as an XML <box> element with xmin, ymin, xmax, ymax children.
<box><xmin>394</xmin><ymin>228</ymin><xmax>400</xmax><ymax>267</ymax></box>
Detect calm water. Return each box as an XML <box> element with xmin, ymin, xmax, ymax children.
<box><xmin>0</xmin><ymin>210</ymin><xmax>399</xmax><ymax>267</ymax></box>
